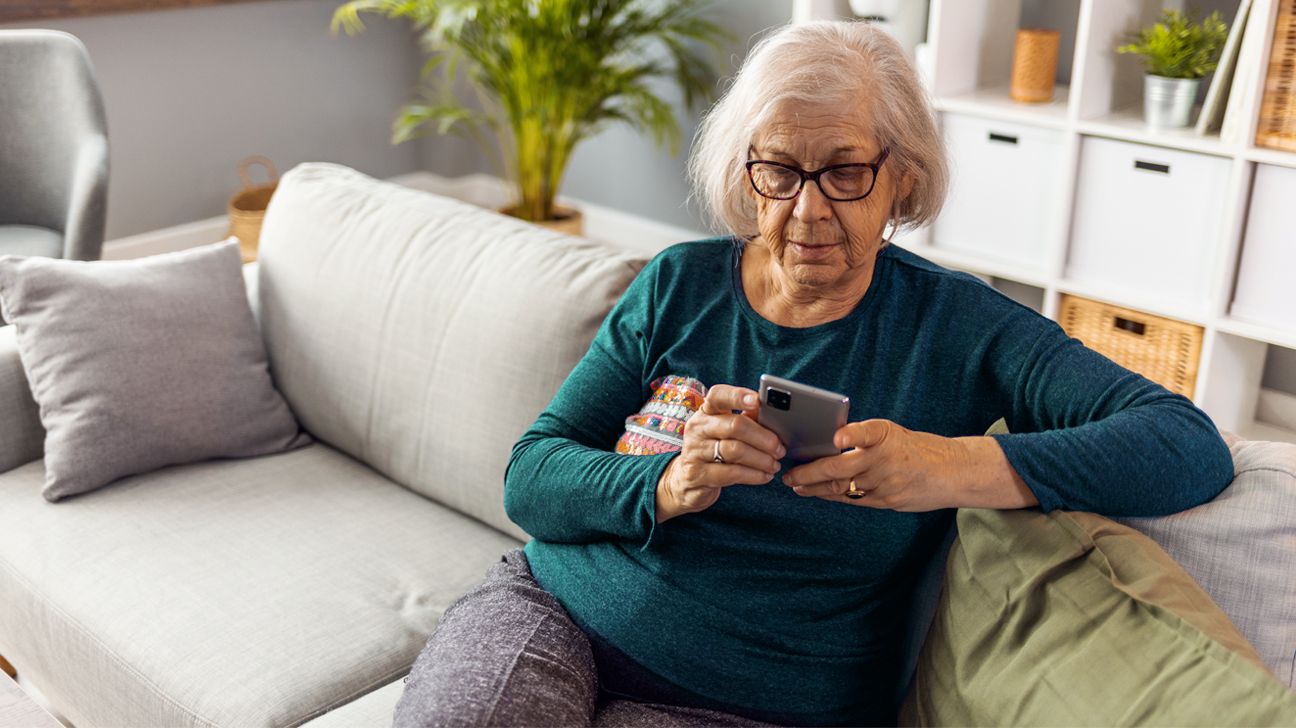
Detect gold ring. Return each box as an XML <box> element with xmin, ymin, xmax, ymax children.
<box><xmin>846</xmin><ymin>477</ymin><xmax>865</xmax><ymax>499</ymax></box>
<box><xmin>712</xmin><ymin>440</ymin><xmax>725</xmax><ymax>464</ymax></box>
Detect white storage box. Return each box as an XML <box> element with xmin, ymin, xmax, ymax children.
<box><xmin>931</xmin><ymin>113</ymin><xmax>1066</xmax><ymax>271</ymax></box>
<box><xmin>1230</xmin><ymin>163</ymin><xmax>1296</xmax><ymax>331</ymax></box>
<box><xmin>1066</xmin><ymin>137</ymin><xmax>1229</xmax><ymax>313</ymax></box>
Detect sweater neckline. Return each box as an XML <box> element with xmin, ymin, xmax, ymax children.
<box><xmin>729</xmin><ymin>239</ymin><xmax>891</xmax><ymax>339</ymax></box>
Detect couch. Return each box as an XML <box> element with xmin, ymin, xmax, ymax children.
<box><xmin>0</xmin><ymin>163</ymin><xmax>1291</xmax><ymax>727</ymax></box>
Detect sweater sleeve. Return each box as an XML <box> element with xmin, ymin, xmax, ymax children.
<box><xmin>984</xmin><ymin>308</ymin><xmax>1234</xmax><ymax>517</ymax></box>
<box><xmin>503</xmin><ymin>257</ymin><xmax>677</xmax><ymax>548</ymax></box>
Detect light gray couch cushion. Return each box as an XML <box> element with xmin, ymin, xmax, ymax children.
<box><xmin>256</xmin><ymin>163</ymin><xmax>647</xmax><ymax>540</ymax></box>
<box><xmin>1119</xmin><ymin>438</ymin><xmax>1296</xmax><ymax>687</ymax></box>
<box><xmin>0</xmin><ymin>441</ymin><xmax>521</xmax><ymax>728</ymax></box>
<box><xmin>0</xmin><ymin>240</ymin><xmax>312</xmax><ymax>501</ymax></box>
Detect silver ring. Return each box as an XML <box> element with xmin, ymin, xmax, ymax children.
<box><xmin>712</xmin><ymin>440</ymin><xmax>725</xmax><ymax>464</ymax></box>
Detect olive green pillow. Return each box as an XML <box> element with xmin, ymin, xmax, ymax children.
<box><xmin>902</xmin><ymin>508</ymin><xmax>1296</xmax><ymax>726</ymax></box>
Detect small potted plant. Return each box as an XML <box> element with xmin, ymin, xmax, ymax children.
<box><xmin>332</xmin><ymin>0</ymin><xmax>727</xmax><ymax>234</ymax></box>
<box><xmin>1116</xmin><ymin>8</ymin><xmax>1228</xmax><ymax>128</ymax></box>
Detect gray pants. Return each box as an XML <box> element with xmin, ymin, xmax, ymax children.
<box><xmin>393</xmin><ymin>548</ymin><xmax>778</xmax><ymax>728</ymax></box>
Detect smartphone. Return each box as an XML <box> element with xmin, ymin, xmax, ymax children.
<box><xmin>757</xmin><ymin>374</ymin><xmax>850</xmax><ymax>462</ymax></box>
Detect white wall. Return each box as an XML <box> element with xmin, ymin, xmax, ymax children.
<box><xmin>1</xmin><ymin>0</ymin><xmax>422</xmax><ymax>240</ymax></box>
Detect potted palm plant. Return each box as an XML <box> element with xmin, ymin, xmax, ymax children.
<box><xmin>332</xmin><ymin>0</ymin><xmax>727</xmax><ymax>233</ymax></box>
<box><xmin>1116</xmin><ymin>8</ymin><xmax>1229</xmax><ymax>129</ymax></box>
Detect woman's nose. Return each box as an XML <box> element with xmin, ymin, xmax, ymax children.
<box><xmin>793</xmin><ymin>180</ymin><xmax>834</xmax><ymax>223</ymax></box>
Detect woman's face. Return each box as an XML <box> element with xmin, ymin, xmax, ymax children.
<box><xmin>747</xmin><ymin>102</ymin><xmax>908</xmax><ymax>289</ymax></box>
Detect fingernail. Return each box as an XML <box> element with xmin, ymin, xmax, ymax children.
<box><xmin>744</xmin><ymin>394</ymin><xmax>758</xmax><ymax>407</ymax></box>
<box><xmin>784</xmin><ymin>475</ymin><xmax>797</xmax><ymax>486</ymax></box>
<box><xmin>777</xmin><ymin>445</ymin><xmax>787</xmax><ymax>458</ymax></box>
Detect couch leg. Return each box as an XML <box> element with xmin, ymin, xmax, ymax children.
<box><xmin>0</xmin><ymin>654</ymin><xmax>15</xmax><ymax>679</ymax></box>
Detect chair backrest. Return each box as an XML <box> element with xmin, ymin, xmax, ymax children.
<box><xmin>0</xmin><ymin>30</ymin><xmax>108</xmax><ymax>232</ymax></box>
<box><xmin>255</xmin><ymin>163</ymin><xmax>648</xmax><ymax>540</ymax></box>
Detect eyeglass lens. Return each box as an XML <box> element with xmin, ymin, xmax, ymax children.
<box><xmin>748</xmin><ymin>163</ymin><xmax>876</xmax><ymax>201</ymax></box>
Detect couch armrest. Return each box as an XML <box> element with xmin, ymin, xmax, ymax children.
<box><xmin>0</xmin><ymin>326</ymin><xmax>43</xmax><ymax>474</ymax></box>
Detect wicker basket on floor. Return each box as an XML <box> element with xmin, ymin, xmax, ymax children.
<box><xmin>1057</xmin><ymin>295</ymin><xmax>1204</xmax><ymax>397</ymax></box>
<box><xmin>1257</xmin><ymin>0</ymin><xmax>1296</xmax><ymax>151</ymax></box>
<box><xmin>226</xmin><ymin>156</ymin><xmax>278</xmax><ymax>263</ymax></box>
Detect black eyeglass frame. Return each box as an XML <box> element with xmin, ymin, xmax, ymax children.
<box><xmin>744</xmin><ymin>147</ymin><xmax>891</xmax><ymax>202</ymax></box>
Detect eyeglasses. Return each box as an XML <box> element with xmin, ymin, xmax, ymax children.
<box><xmin>744</xmin><ymin>147</ymin><xmax>890</xmax><ymax>202</ymax></box>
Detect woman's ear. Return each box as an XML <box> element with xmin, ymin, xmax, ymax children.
<box><xmin>898</xmin><ymin>173</ymin><xmax>915</xmax><ymax>203</ymax></box>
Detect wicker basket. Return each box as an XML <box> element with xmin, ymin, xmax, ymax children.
<box><xmin>1011</xmin><ymin>28</ymin><xmax>1061</xmax><ymax>103</ymax></box>
<box><xmin>226</xmin><ymin>156</ymin><xmax>278</xmax><ymax>263</ymax></box>
<box><xmin>1057</xmin><ymin>295</ymin><xmax>1204</xmax><ymax>397</ymax></box>
<box><xmin>1256</xmin><ymin>0</ymin><xmax>1296</xmax><ymax>151</ymax></box>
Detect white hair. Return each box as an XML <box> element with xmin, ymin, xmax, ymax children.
<box><xmin>688</xmin><ymin>20</ymin><xmax>948</xmax><ymax>239</ymax></box>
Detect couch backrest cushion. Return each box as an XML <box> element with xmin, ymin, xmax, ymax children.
<box><xmin>1118</xmin><ymin>437</ymin><xmax>1296</xmax><ymax>688</ymax></box>
<box><xmin>256</xmin><ymin>163</ymin><xmax>648</xmax><ymax>540</ymax></box>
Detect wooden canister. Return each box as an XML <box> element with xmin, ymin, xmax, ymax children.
<box><xmin>1011</xmin><ymin>28</ymin><xmax>1061</xmax><ymax>103</ymax></box>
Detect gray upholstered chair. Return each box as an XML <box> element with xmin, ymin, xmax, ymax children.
<box><xmin>0</xmin><ymin>29</ymin><xmax>109</xmax><ymax>266</ymax></box>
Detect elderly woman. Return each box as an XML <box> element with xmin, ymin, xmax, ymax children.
<box><xmin>393</xmin><ymin>20</ymin><xmax>1233</xmax><ymax>728</ymax></box>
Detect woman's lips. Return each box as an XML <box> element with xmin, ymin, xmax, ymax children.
<box><xmin>789</xmin><ymin>242</ymin><xmax>839</xmax><ymax>261</ymax></box>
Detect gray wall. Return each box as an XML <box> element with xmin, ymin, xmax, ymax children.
<box><xmin>2</xmin><ymin>0</ymin><xmax>422</xmax><ymax>240</ymax></box>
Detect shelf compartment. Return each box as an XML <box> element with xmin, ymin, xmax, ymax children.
<box><xmin>1066</xmin><ymin>136</ymin><xmax>1230</xmax><ymax>316</ymax></box>
<box><xmin>1230</xmin><ymin>163</ymin><xmax>1296</xmax><ymax>332</ymax></box>
<box><xmin>1075</xmin><ymin>0</ymin><xmax>1249</xmax><ymax>124</ymax></box>
<box><xmin>1075</xmin><ymin>109</ymin><xmax>1233</xmax><ymax>156</ymax></box>
<box><xmin>1198</xmin><ymin>332</ymin><xmax>1296</xmax><ymax>442</ymax></box>
<box><xmin>934</xmin><ymin>85</ymin><xmax>1072</xmax><ymax>129</ymax></box>
<box><xmin>1058</xmin><ymin>293</ymin><xmax>1204</xmax><ymax>397</ymax></box>
<box><xmin>929</xmin><ymin>0</ymin><xmax>1081</xmax><ymax>119</ymax></box>
<box><xmin>931</xmin><ymin>113</ymin><xmax>1067</xmax><ymax>272</ymax></box>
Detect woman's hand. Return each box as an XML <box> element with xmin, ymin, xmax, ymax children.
<box><xmin>655</xmin><ymin>384</ymin><xmax>786</xmax><ymax>523</ymax></box>
<box><xmin>780</xmin><ymin>419</ymin><xmax>1036</xmax><ymax>511</ymax></box>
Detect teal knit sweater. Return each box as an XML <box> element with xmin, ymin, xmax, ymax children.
<box><xmin>504</xmin><ymin>239</ymin><xmax>1233</xmax><ymax>725</ymax></box>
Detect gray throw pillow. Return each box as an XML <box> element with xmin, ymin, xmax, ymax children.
<box><xmin>1118</xmin><ymin>437</ymin><xmax>1296</xmax><ymax>688</ymax></box>
<box><xmin>0</xmin><ymin>239</ymin><xmax>311</xmax><ymax>501</ymax></box>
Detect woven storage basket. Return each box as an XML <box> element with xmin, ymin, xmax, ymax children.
<box><xmin>1057</xmin><ymin>294</ymin><xmax>1203</xmax><ymax>397</ymax></box>
<box><xmin>226</xmin><ymin>156</ymin><xmax>278</xmax><ymax>263</ymax></box>
<box><xmin>1257</xmin><ymin>0</ymin><xmax>1296</xmax><ymax>151</ymax></box>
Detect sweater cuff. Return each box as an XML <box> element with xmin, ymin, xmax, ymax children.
<box><xmin>638</xmin><ymin>452</ymin><xmax>680</xmax><ymax>552</ymax></box>
<box><xmin>989</xmin><ymin>433</ymin><xmax>1064</xmax><ymax>513</ymax></box>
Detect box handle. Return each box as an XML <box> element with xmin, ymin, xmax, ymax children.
<box><xmin>988</xmin><ymin>132</ymin><xmax>1019</xmax><ymax>145</ymax></box>
<box><xmin>1134</xmin><ymin>160</ymin><xmax>1170</xmax><ymax>174</ymax></box>
<box><xmin>1113</xmin><ymin>316</ymin><xmax>1146</xmax><ymax>336</ymax></box>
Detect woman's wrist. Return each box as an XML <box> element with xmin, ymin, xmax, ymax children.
<box><xmin>952</xmin><ymin>436</ymin><xmax>1037</xmax><ymax>509</ymax></box>
<box><xmin>655</xmin><ymin>460</ymin><xmax>685</xmax><ymax>523</ymax></box>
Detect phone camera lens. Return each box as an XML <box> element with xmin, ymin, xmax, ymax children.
<box><xmin>767</xmin><ymin>388</ymin><xmax>791</xmax><ymax>411</ymax></box>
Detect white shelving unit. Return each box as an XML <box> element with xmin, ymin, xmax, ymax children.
<box><xmin>796</xmin><ymin>0</ymin><xmax>1296</xmax><ymax>443</ymax></box>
